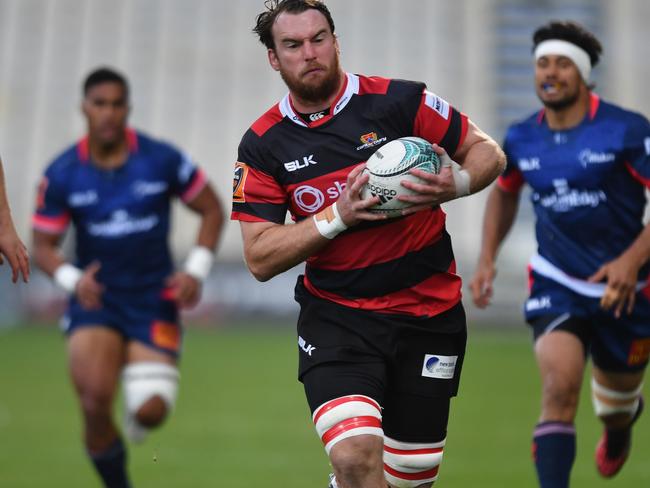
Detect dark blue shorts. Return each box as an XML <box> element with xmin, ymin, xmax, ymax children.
<box><xmin>525</xmin><ymin>270</ymin><xmax>650</xmax><ymax>372</ymax></box>
<box><xmin>62</xmin><ymin>285</ymin><xmax>181</xmax><ymax>357</ymax></box>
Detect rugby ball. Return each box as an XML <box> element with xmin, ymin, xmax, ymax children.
<box><xmin>361</xmin><ymin>136</ymin><xmax>441</xmax><ymax>217</ymax></box>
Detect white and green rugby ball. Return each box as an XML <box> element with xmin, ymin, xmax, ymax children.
<box><xmin>361</xmin><ymin>136</ymin><xmax>441</xmax><ymax>217</ymax></box>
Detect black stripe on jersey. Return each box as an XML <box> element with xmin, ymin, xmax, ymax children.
<box><xmin>232</xmin><ymin>201</ymin><xmax>288</xmax><ymax>224</ymax></box>
<box><xmin>306</xmin><ymin>231</ymin><xmax>453</xmax><ymax>299</ymax></box>
<box><xmin>439</xmin><ymin>109</ymin><xmax>463</xmax><ymax>157</ymax></box>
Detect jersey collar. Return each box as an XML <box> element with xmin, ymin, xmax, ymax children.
<box><xmin>536</xmin><ymin>92</ymin><xmax>601</xmax><ymax>125</ymax></box>
<box><xmin>77</xmin><ymin>127</ymin><xmax>139</xmax><ymax>163</ymax></box>
<box><xmin>280</xmin><ymin>72</ymin><xmax>360</xmax><ymax>128</ymax></box>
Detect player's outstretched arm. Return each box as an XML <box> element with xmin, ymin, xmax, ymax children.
<box><xmin>241</xmin><ymin>164</ymin><xmax>385</xmax><ymax>282</ymax></box>
<box><xmin>589</xmin><ymin>221</ymin><xmax>650</xmax><ymax>318</ymax></box>
<box><xmin>469</xmin><ymin>185</ymin><xmax>520</xmax><ymax>308</ymax></box>
<box><xmin>0</xmin><ymin>158</ymin><xmax>30</xmax><ymax>283</ymax></box>
<box><xmin>167</xmin><ymin>184</ymin><xmax>224</xmax><ymax>308</ymax></box>
<box><xmin>400</xmin><ymin>119</ymin><xmax>506</xmax><ymax>213</ymax></box>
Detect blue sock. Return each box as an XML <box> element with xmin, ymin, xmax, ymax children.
<box><xmin>532</xmin><ymin>422</ymin><xmax>576</xmax><ymax>488</ymax></box>
<box><xmin>89</xmin><ymin>437</ymin><xmax>132</xmax><ymax>488</ymax></box>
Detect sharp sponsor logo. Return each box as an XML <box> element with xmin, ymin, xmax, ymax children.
<box><xmin>293</xmin><ymin>181</ymin><xmax>347</xmax><ymax>213</ymax></box>
<box><xmin>579</xmin><ymin>149</ymin><xmax>615</xmax><ymax>167</ymax></box>
<box><xmin>356</xmin><ymin>131</ymin><xmax>387</xmax><ymax>151</ymax></box>
<box><xmin>518</xmin><ymin>157</ymin><xmax>541</xmax><ymax>171</ymax></box>
<box><xmin>525</xmin><ymin>296</ymin><xmax>552</xmax><ymax>311</ymax></box>
<box><xmin>284</xmin><ymin>154</ymin><xmax>318</xmax><ymax>172</ymax></box>
<box><xmin>293</xmin><ymin>185</ymin><xmax>325</xmax><ymax>213</ymax></box>
<box><xmin>298</xmin><ymin>336</ymin><xmax>316</xmax><ymax>356</ymax></box>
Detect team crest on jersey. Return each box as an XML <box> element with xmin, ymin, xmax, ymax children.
<box><xmin>356</xmin><ymin>132</ymin><xmax>387</xmax><ymax>151</ymax></box>
<box><xmin>628</xmin><ymin>338</ymin><xmax>650</xmax><ymax>366</ymax></box>
<box><xmin>151</xmin><ymin>321</ymin><xmax>180</xmax><ymax>352</ymax></box>
<box><xmin>233</xmin><ymin>162</ymin><xmax>249</xmax><ymax>203</ymax></box>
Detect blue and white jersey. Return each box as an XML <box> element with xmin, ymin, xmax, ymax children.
<box><xmin>33</xmin><ymin>129</ymin><xmax>207</xmax><ymax>290</ymax></box>
<box><xmin>499</xmin><ymin>93</ymin><xmax>650</xmax><ymax>283</ymax></box>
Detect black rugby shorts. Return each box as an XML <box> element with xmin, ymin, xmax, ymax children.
<box><xmin>295</xmin><ymin>278</ymin><xmax>467</xmax><ymax>442</ymax></box>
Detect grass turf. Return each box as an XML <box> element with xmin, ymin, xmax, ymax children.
<box><xmin>0</xmin><ymin>324</ymin><xmax>648</xmax><ymax>487</ymax></box>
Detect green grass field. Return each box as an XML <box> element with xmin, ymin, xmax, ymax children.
<box><xmin>1</xmin><ymin>324</ymin><xmax>648</xmax><ymax>487</ymax></box>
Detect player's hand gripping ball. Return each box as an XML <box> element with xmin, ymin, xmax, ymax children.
<box><xmin>361</xmin><ymin>136</ymin><xmax>441</xmax><ymax>217</ymax></box>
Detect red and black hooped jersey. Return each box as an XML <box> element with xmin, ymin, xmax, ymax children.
<box><xmin>232</xmin><ymin>73</ymin><xmax>468</xmax><ymax>318</ymax></box>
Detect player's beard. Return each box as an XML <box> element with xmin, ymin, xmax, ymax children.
<box><xmin>280</xmin><ymin>55</ymin><xmax>342</xmax><ymax>105</ymax></box>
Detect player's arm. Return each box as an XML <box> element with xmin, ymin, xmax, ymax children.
<box><xmin>589</xmin><ymin>220</ymin><xmax>650</xmax><ymax>318</ymax></box>
<box><xmin>469</xmin><ymin>184</ymin><xmax>521</xmax><ymax>308</ymax></box>
<box><xmin>400</xmin><ymin>119</ymin><xmax>506</xmax><ymax>213</ymax></box>
<box><xmin>167</xmin><ymin>184</ymin><xmax>224</xmax><ymax>308</ymax></box>
<box><xmin>32</xmin><ymin>229</ymin><xmax>103</xmax><ymax>309</ymax></box>
<box><xmin>0</xmin><ymin>158</ymin><xmax>30</xmax><ymax>283</ymax></box>
<box><xmin>241</xmin><ymin>164</ymin><xmax>384</xmax><ymax>282</ymax></box>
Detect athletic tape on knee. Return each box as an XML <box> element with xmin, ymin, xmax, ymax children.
<box><xmin>383</xmin><ymin>436</ymin><xmax>445</xmax><ymax>488</ymax></box>
<box><xmin>122</xmin><ymin>362</ymin><xmax>180</xmax><ymax>415</ymax></box>
<box><xmin>312</xmin><ymin>395</ymin><xmax>383</xmax><ymax>454</ymax></box>
<box><xmin>591</xmin><ymin>378</ymin><xmax>643</xmax><ymax>417</ymax></box>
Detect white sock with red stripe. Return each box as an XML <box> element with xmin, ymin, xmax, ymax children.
<box><xmin>383</xmin><ymin>436</ymin><xmax>445</xmax><ymax>487</ymax></box>
<box><xmin>313</xmin><ymin>395</ymin><xmax>383</xmax><ymax>454</ymax></box>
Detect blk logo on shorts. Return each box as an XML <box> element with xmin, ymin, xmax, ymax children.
<box><xmin>298</xmin><ymin>335</ymin><xmax>316</xmax><ymax>356</ymax></box>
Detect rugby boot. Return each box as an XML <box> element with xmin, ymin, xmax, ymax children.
<box><xmin>596</xmin><ymin>396</ymin><xmax>644</xmax><ymax>477</ymax></box>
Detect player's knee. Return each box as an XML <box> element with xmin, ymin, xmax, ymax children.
<box><xmin>542</xmin><ymin>376</ymin><xmax>581</xmax><ymax>412</ymax></box>
<box><xmin>591</xmin><ymin>378</ymin><xmax>642</xmax><ymax>419</ymax></box>
<box><xmin>383</xmin><ymin>436</ymin><xmax>445</xmax><ymax>488</ymax></box>
<box><xmin>122</xmin><ymin>362</ymin><xmax>179</xmax><ymax>427</ymax></box>
<box><xmin>330</xmin><ymin>435</ymin><xmax>384</xmax><ymax>478</ymax></box>
<box><xmin>312</xmin><ymin>395</ymin><xmax>383</xmax><ymax>455</ymax></box>
<box><xmin>79</xmin><ymin>388</ymin><xmax>113</xmax><ymax>420</ymax></box>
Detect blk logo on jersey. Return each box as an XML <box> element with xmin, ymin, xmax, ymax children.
<box><xmin>68</xmin><ymin>190</ymin><xmax>98</xmax><ymax>207</ymax></box>
<box><xmin>356</xmin><ymin>132</ymin><xmax>387</xmax><ymax>151</ymax></box>
<box><xmin>233</xmin><ymin>162</ymin><xmax>249</xmax><ymax>203</ymax></box>
<box><xmin>284</xmin><ymin>154</ymin><xmax>318</xmax><ymax>172</ymax></box>
<box><xmin>518</xmin><ymin>157</ymin><xmax>541</xmax><ymax>171</ymax></box>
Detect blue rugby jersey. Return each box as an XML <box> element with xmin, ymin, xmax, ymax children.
<box><xmin>498</xmin><ymin>94</ymin><xmax>650</xmax><ymax>281</ymax></box>
<box><xmin>33</xmin><ymin>129</ymin><xmax>206</xmax><ymax>290</ymax></box>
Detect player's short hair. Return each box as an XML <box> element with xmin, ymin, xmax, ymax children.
<box><xmin>253</xmin><ymin>0</ymin><xmax>335</xmax><ymax>50</ymax></box>
<box><xmin>533</xmin><ymin>20</ymin><xmax>603</xmax><ymax>67</ymax></box>
<box><xmin>83</xmin><ymin>67</ymin><xmax>130</xmax><ymax>99</ymax></box>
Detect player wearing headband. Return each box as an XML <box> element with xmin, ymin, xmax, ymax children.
<box><xmin>470</xmin><ymin>21</ymin><xmax>650</xmax><ymax>487</ymax></box>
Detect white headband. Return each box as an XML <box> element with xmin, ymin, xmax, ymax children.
<box><xmin>534</xmin><ymin>39</ymin><xmax>591</xmax><ymax>82</ymax></box>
